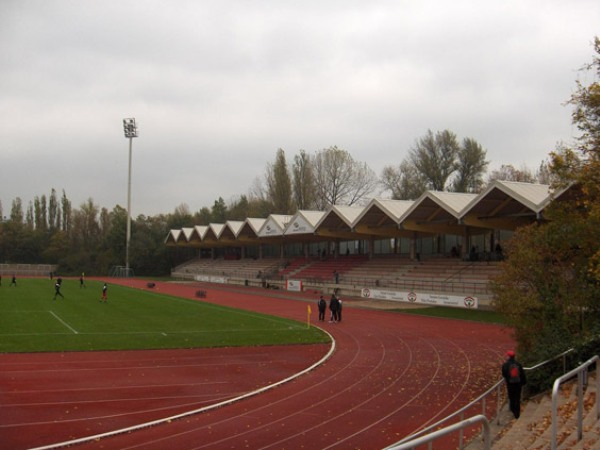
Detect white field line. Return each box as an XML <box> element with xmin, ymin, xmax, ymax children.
<box><xmin>49</xmin><ymin>311</ymin><xmax>78</xmax><ymax>334</ymax></box>
<box><xmin>30</xmin><ymin>329</ymin><xmax>336</xmax><ymax>450</ymax></box>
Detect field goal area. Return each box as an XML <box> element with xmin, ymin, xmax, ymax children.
<box><xmin>109</xmin><ymin>265</ymin><xmax>135</xmax><ymax>277</ymax></box>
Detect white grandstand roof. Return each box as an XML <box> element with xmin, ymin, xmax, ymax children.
<box><xmin>284</xmin><ymin>210</ymin><xmax>326</xmax><ymax>235</ymax></box>
<box><xmin>223</xmin><ymin>220</ymin><xmax>244</xmax><ymax>238</ymax></box>
<box><xmin>356</xmin><ymin>198</ymin><xmax>414</xmax><ymax>224</ymax></box>
<box><xmin>165</xmin><ymin>229</ymin><xmax>181</xmax><ymax>244</ymax></box>
<box><xmin>208</xmin><ymin>223</ymin><xmax>225</xmax><ymax>239</ymax></box>
<box><xmin>257</xmin><ymin>214</ymin><xmax>292</xmax><ymax>237</ymax></box>
<box><xmin>319</xmin><ymin>205</ymin><xmax>364</xmax><ymax>229</ymax></box>
<box><xmin>243</xmin><ymin>218</ymin><xmax>266</xmax><ymax>235</ymax></box>
<box><xmin>460</xmin><ymin>180</ymin><xmax>555</xmax><ymax>228</ymax></box>
<box><xmin>489</xmin><ymin>180</ymin><xmax>552</xmax><ymax>212</ymax></box>
<box><xmin>191</xmin><ymin>225</ymin><xmax>209</xmax><ymax>242</ymax></box>
<box><xmin>165</xmin><ymin>182</ymin><xmax>576</xmax><ymax>247</ymax></box>
<box><xmin>181</xmin><ymin>227</ymin><xmax>194</xmax><ymax>242</ymax></box>
<box><xmin>424</xmin><ymin>191</ymin><xmax>478</xmax><ymax>217</ymax></box>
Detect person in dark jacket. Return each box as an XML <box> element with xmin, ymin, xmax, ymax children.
<box><xmin>502</xmin><ymin>350</ymin><xmax>527</xmax><ymax>419</ymax></box>
<box><xmin>317</xmin><ymin>295</ymin><xmax>327</xmax><ymax>321</ymax></box>
<box><xmin>329</xmin><ymin>292</ymin><xmax>340</xmax><ymax>323</ymax></box>
<box><xmin>53</xmin><ymin>280</ymin><xmax>64</xmax><ymax>300</ymax></box>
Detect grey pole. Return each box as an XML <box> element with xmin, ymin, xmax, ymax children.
<box><xmin>123</xmin><ymin>118</ymin><xmax>138</xmax><ymax>277</ymax></box>
<box><xmin>126</xmin><ymin>135</ymin><xmax>133</xmax><ymax>274</ymax></box>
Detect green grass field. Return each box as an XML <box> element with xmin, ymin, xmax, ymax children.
<box><xmin>0</xmin><ymin>279</ymin><xmax>329</xmax><ymax>353</ymax></box>
<box><xmin>395</xmin><ymin>306</ymin><xmax>506</xmax><ymax>324</ymax></box>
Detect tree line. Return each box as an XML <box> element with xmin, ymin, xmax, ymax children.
<box><xmin>0</xmin><ymin>134</ymin><xmax>552</xmax><ymax>276</ymax></box>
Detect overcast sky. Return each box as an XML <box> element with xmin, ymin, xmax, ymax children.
<box><xmin>1</xmin><ymin>1</ymin><xmax>598</xmax><ymax>218</ymax></box>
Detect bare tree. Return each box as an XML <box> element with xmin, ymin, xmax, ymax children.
<box><xmin>536</xmin><ymin>159</ymin><xmax>559</xmax><ymax>185</ymax></box>
<box><xmin>487</xmin><ymin>164</ymin><xmax>537</xmax><ymax>183</ymax></box>
<box><xmin>312</xmin><ymin>146</ymin><xmax>378</xmax><ymax>209</ymax></box>
<box><xmin>380</xmin><ymin>160</ymin><xmax>428</xmax><ymax>200</ymax></box>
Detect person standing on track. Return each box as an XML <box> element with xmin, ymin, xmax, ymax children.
<box><xmin>317</xmin><ymin>295</ymin><xmax>327</xmax><ymax>321</ymax></box>
<box><xmin>329</xmin><ymin>291</ymin><xmax>340</xmax><ymax>323</ymax></box>
<box><xmin>502</xmin><ymin>350</ymin><xmax>527</xmax><ymax>419</ymax></box>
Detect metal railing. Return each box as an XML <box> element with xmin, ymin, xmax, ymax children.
<box><xmin>551</xmin><ymin>355</ymin><xmax>600</xmax><ymax>450</ymax></box>
<box><xmin>387</xmin><ymin>414</ymin><xmax>491</xmax><ymax>450</ymax></box>
<box><xmin>385</xmin><ymin>349</ymin><xmax>575</xmax><ymax>450</ymax></box>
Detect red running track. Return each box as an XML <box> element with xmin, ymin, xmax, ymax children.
<box><xmin>0</xmin><ymin>279</ymin><xmax>514</xmax><ymax>449</ymax></box>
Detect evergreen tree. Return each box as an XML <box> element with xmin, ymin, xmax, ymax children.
<box><xmin>266</xmin><ymin>148</ymin><xmax>293</xmax><ymax>214</ymax></box>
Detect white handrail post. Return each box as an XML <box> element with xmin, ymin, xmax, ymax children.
<box><xmin>458</xmin><ymin>411</ymin><xmax>464</xmax><ymax>449</ymax></box>
<box><xmin>597</xmin><ymin>364</ymin><xmax>600</xmax><ymax>420</ymax></box>
<box><xmin>577</xmin><ymin>371</ymin><xmax>584</xmax><ymax>442</ymax></box>
<box><xmin>496</xmin><ymin>383</ymin><xmax>503</xmax><ymax>425</ymax></box>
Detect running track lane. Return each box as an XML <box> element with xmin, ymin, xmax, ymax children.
<box><xmin>1</xmin><ymin>279</ymin><xmax>514</xmax><ymax>449</ymax></box>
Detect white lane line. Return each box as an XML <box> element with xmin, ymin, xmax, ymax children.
<box><xmin>49</xmin><ymin>311</ymin><xmax>79</xmax><ymax>334</ymax></box>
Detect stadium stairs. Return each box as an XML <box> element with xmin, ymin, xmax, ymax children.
<box><xmin>172</xmin><ymin>257</ymin><xmax>285</xmax><ymax>281</ymax></box>
<box><xmin>466</xmin><ymin>372</ymin><xmax>600</xmax><ymax>449</ymax></box>
<box><xmin>172</xmin><ymin>255</ymin><xmax>501</xmax><ymax>306</ymax></box>
<box><xmin>281</xmin><ymin>254</ymin><xmax>369</xmax><ymax>282</ymax></box>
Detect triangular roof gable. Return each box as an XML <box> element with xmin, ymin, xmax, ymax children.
<box><xmin>257</xmin><ymin>214</ymin><xmax>292</xmax><ymax>237</ymax></box>
<box><xmin>190</xmin><ymin>225</ymin><xmax>209</xmax><ymax>242</ymax></box>
<box><xmin>165</xmin><ymin>229</ymin><xmax>181</xmax><ymax>244</ymax></box>
<box><xmin>461</xmin><ymin>180</ymin><xmax>553</xmax><ymax>219</ymax></box>
<box><xmin>238</xmin><ymin>218</ymin><xmax>266</xmax><ymax>239</ymax></box>
<box><xmin>402</xmin><ymin>190</ymin><xmax>476</xmax><ymax>222</ymax></box>
<box><xmin>206</xmin><ymin>223</ymin><xmax>225</xmax><ymax>240</ymax></box>
<box><xmin>316</xmin><ymin>205</ymin><xmax>364</xmax><ymax>230</ymax></box>
<box><xmin>354</xmin><ymin>198</ymin><xmax>414</xmax><ymax>227</ymax></box>
<box><xmin>179</xmin><ymin>227</ymin><xmax>194</xmax><ymax>243</ymax></box>
<box><xmin>427</xmin><ymin>191</ymin><xmax>478</xmax><ymax>216</ymax></box>
<box><xmin>496</xmin><ymin>181</ymin><xmax>552</xmax><ymax>212</ymax></box>
<box><xmin>285</xmin><ymin>210</ymin><xmax>326</xmax><ymax>235</ymax></box>
<box><xmin>221</xmin><ymin>220</ymin><xmax>244</xmax><ymax>240</ymax></box>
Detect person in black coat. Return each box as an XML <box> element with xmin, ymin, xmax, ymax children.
<box><xmin>501</xmin><ymin>350</ymin><xmax>527</xmax><ymax>419</ymax></box>
<box><xmin>317</xmin><ymin>295</ymin><xmax>327</xmax><ymax>321</ymax></box>
<box><xmin>329</xmin><ymin>292</ymin><xmax>340</xmax><ymax>323</ymax></box>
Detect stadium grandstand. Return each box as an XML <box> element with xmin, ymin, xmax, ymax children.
<box><xmin>167</xmin><ymin>180</ymin><xmax>574</xmax><ymax>309</ymax></box>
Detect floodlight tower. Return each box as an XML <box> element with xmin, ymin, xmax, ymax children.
<box><xmin>123</xmin><ymin>118</ymin><xmax>138</xmax><ymax>276</ymax></box>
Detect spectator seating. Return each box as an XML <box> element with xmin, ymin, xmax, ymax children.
<box><xmin>173</xmin><ymin>257</ymin><xmax>284</xmax><ymax>280</ymax></box>
<box><xmin>280</xmin><ymin>255</ymin><xmax>369</xmax><ymax>282</ymax></box>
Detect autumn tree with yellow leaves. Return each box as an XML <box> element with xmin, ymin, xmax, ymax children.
<box><xmin>493</xmin><ymin>38</ymin><xmax>600</xmax><ymax>370</ymax></box>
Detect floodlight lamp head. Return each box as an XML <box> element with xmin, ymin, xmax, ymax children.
<box><xmin>123</xmin><ymin>117</ymin><xmax>138</xmax><ymax>138</ymax></box>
